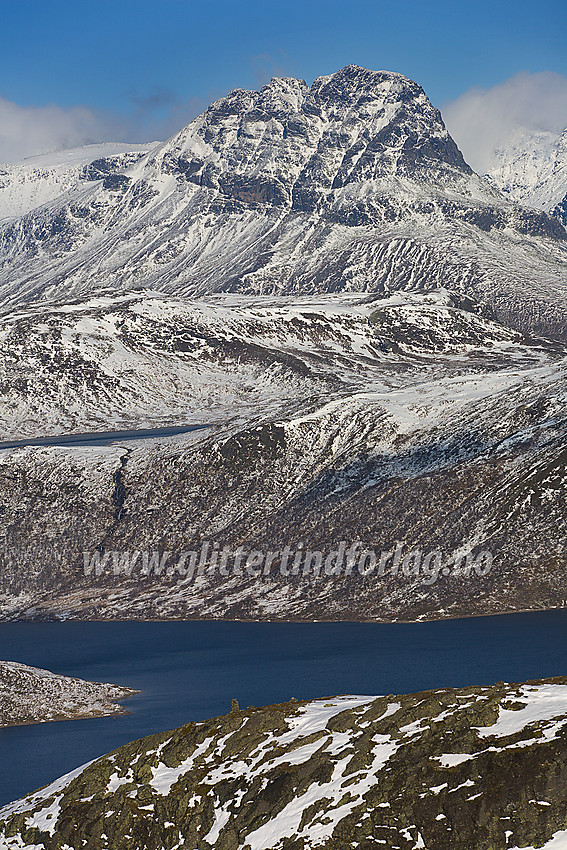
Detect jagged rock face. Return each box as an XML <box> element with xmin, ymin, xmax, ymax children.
<box><xmin>554</xmin><ymin>194</ymin><xmax>567</xmax><ymax>225</ymax></box>
<box><xmin>2</xmin><ymin>679</ymin><xmax>567</xmax><ymax>849</ymax></box>
<box><xmin>0</xmin><ymin>66</ymin><xmax>565</xmax><ymax>341</ymax></box>
<box><xmin>0</xmin><ymin>661</ymin><xmax>136</xmax><ymax>726</ymax></box>
<box><xmin>159</xmin><ymin>65</ymin><xmax>472</xmax><ymax>209</ymax></box>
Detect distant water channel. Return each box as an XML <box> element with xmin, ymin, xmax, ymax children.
<box><xmin>0</xmin><ymin>423</ymin><xmax>211</xmax><ymax>450</ymax></box>
<box><xmin>1</xmin><ymin>613</ymin><xmax>567</xmax><ymax>805</ymax></box>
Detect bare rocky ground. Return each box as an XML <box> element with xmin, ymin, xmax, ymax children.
<box><xmin>0</xmin><ymin>660</ymin><xmax>137</xmax><ymax>727</ymax></box>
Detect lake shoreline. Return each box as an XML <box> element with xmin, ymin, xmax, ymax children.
<box><xmin>1</xmin><ymin>613</ymin><xmax>566</xmax><ymax>807</ymax></box>
<box><xmin>3</xmin><ymin>602</ymin><xmax>567</xmax><ymax>626</ymax></box>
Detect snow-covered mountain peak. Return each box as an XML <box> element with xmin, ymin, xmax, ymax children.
<box><xmin>486</xmin><ymin>126</ymin><xmax>567</xmax><ymax>223</ymax></box>
<box><xmin>153</xmin><ymin>63</ymin><xmax>473</xmax><ymax>209</ymax></box>
<box><xmin>0</xmin><ymin>65</ymin><xmax>565</xmax><ymax>341</ymax></box>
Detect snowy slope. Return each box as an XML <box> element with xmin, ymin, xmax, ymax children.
<box><xmin>2</xmin><ymin>678</ymin><xmax>567</xmax><ymax>849</ymax></box>
<box><xmin>0</xmin><ymin>288</ymin><xmax>564</xmax><ymax>623</ymax></box>
<box><xmin>0</xmin><ymin>66</ymin><xmax>565</xmax><ymax>342</ymax></box>
<box><xmin>0</xmin><ymin>660</ymin><xmax>137</xmax><ymax>727</ymax></box>
<box><xmin>0</xmin><ymin>288</ymin><xmax>526</xmax><ymax>440</ymax></box>
<box><xmin>0</xmin><ymin>142</ymin><xmax>157</xmax><ymax>222</ymax></box>
<box><xmin>486</xmin><ymin>127</ymin><xmax>567</xmax><ymax>224</ymax></box>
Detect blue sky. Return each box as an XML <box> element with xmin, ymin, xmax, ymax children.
<box><xmin>1</xmin><ymin>0</ymin><xmax>567</xmax><ymax>160</ymax></box>
<box><xmin>4</xmin><ymin>0</ymin><xmax>567</xmax><ymax>110</ymax></box>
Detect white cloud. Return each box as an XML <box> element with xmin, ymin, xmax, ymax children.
<box><xmin>0</xmin><ymin>93</ymin><xmax>205</xmax><ymax>164</ymax></box>
<box><xmin>0</xmin><ymin>98</ymin><xmax>126</xmax><ymax>164</ymax></box>
<box><xmin>442</xmin><ymin>71</ymin><xmax>567</xmax><ymax>174</ymax></box>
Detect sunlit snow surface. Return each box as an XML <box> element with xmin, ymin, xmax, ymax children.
<box><xmin>486</xmin><ymin>127</ymin><xmax>567</xmax><ymax>214</ymax></box>
<box><xmin>475</xmin><ymin>684</ymin><xmax>567</xmax><ymax>738</ymax></box>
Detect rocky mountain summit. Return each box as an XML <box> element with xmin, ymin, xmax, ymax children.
<box><xmin>2</xmin><ymin>677</ymin><xmax>567</xmax><ymax>849</ymax></box>
<box><xmin>0</xmin><ymin>660</ymin><xmax>137</xmax><ymax>727</ymax></box>
<box><xmin>1</xmin><ymin>65</ymin><xmax>566</xmax><ymax>340</ymax></box>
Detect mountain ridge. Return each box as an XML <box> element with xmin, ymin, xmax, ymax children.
<box><xmin>0</xmin><ymin>65</ymin><xmax>565</xmax><ymax>343</ymax></box>
<box><xmin>2</xmin><ymin>678</ymin><xmax>567</xmax><ymax>849</ymax></box>
<box><xmin>0</xmin><ymin>65</ymin><xmax>565</xmax><ymax>625</ymax></box>
<box><xmin>0</xmin><ymin>289</ymin><xmax>565</xmax><ymax>624</ymax></box>
<box><xmin>0</xmin><ymin>142</ymin><xmax>156</xmax><ymax>222</ymax></box>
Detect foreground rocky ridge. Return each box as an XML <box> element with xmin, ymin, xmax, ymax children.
<box><xmin>0</xmin><ymin>660</ymin><xmax>137</xmax><ymax>727</ymax></box>
<box><xmin>2</xmin><ymin>678</ymin><xmax>567</xmax><ymax>849</ymax></box>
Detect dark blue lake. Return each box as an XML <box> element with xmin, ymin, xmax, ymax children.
<box><xmin>1</xmin><ymin>612</ymin><xmax>567</xmax><ymax>806</ymax></box>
